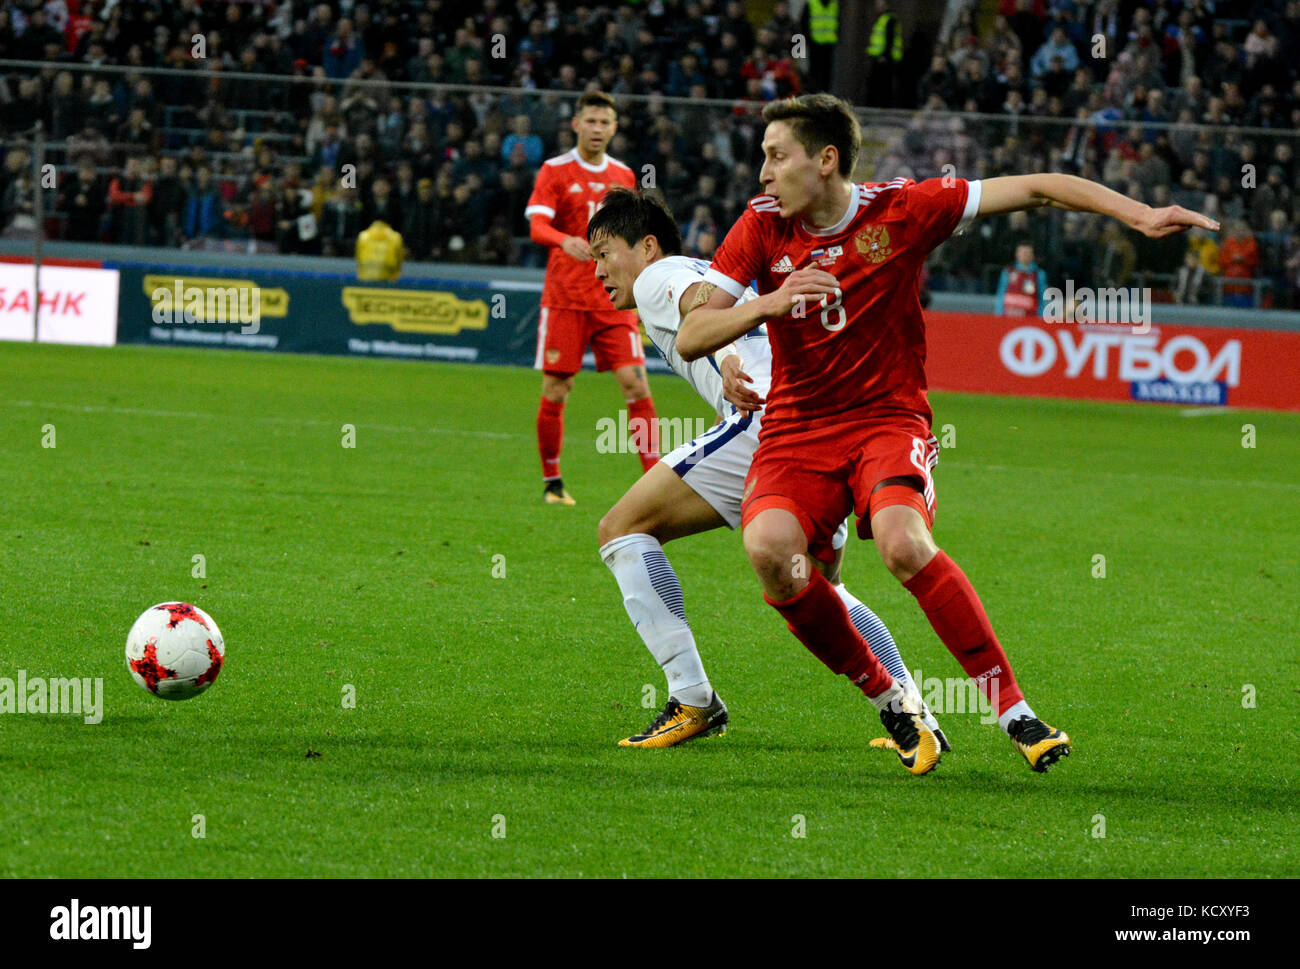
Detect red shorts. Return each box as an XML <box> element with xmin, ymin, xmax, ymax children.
<box><xmin>741</xmin><ymin>414</ymin><xmax>939</xmax><ymax>562</ymax></box>
<box><xmin>534</xmin><ymin>306</ymin><xmax>645</xmax><ymax>375</ymax></box>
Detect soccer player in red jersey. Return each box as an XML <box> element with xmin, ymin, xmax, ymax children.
<box><xmin>678</xmin><ymin>94</ymin><xmax>1218</xmax><ymax>775</ymax></box>
<box><xmin>525</xmin><ymin>91</ymin><xmax>660</xmax><ymax>505</ymax></box>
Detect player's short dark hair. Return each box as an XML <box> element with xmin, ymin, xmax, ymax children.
<box><xmin>576</xmin><ymin>91</ymin><xmax>618</xmax><ymax>116</ymax></box>
<box><xmin>587</xmin><ymin>186</ymin><xmax>683</xmax><ymax>257</ymax></box>
<box><xmin>761</xmin><ymin>94</ymin><xmax>861</xmax><ymax>177</ymax></box>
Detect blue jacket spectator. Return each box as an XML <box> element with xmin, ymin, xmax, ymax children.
<box><xmin>183</xmin><ymin>169</ymin><xmax>225</xmax><ymax>239</ymax></box>
<box><xmin>501</xmin><ymin>115</ymin><xmax>544</xmax><ymax>168</ymax></box>
<box><xmin>1031</xmin><ymin>28</ymin><xmax>1080</xmax><ymax>78</ymax></box>
<box><xmin>323</xmin><ymin>20</ymin><xmax>365</xmax><ymax>79</ymax></box>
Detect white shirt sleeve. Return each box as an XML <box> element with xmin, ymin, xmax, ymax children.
<box><xmin>955</xmin><ymin>179</ymin><xmax>982</xmax><ymax>235</ymax></box>
<box><xmin>702</xmin><ymin>266</ymin><xmax>747</xmax><ymax>298</ymax></box>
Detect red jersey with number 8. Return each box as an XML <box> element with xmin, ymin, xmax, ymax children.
<box><xmin>526</xmin><ymin>150</ymin><xmax>636</xmax><ymax>309</ymax></box>
<box><xmin>703</xmin><ymin>177</ymin><xmax>980</xmax><ymax>427</ymax></box>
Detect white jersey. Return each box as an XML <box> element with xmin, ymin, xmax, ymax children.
<box><xmin>633</xmin><ymin>255</ymin><xmax>773</xmax><ymax>417</ymax></box>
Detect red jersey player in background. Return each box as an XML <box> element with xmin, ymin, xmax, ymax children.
<box><xmin>678</xmin><ymin>94</ymin><xmax>1217</xmax><ymax>776</ymax></box>
<box><xmin>525</xmin><ymin>91</ymin><xmax>659</xmax><ymax>505</ymax></box>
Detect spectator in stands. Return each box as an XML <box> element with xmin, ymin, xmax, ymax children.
<box><xmin>1055</xmin><ymin>212</ymin><xmax>1097</xmax><ymax>284</ymax></box>
<box><xmin>402</xmin><ymin>177</ymin><xmax>438</xmax><ymax>261</ymax></box>
<box><xmin>1174</xmin><ymin>247</ymin><xmax>1209</xmax><ymax>305</ymax></box>
<box><xmin>107</xmin><ymin>155</ymin><xmax>152</xmax><ymax>246</ymax></box>
<box><xmin>391</xmin><ymin>161</ymin><xmax>417</xmax><ymax>216</ymax></box>
<box><xmin>1031</xmin><ymin>27</ymin><xmax>1080</xmax><ymax>79</ymax></box>
<box><xmin>275</xmin><ymin>179</ymin><xmax>314</xmax><ymax>254</ymax></box>
<box><xmin>363</xmin><ymin>177</ymin><xmax>400</xmax><ymax>230</ymax></box>
<box><xmin>439</xmin><ymin>182</ymin><xmax>481</xmax><ymax>264</ymax></box>
<box><xmin>320</xmin><ymin>185</ymin><xmax>363</xmax><ymax>257</ymax></box>
<box><xmin>917</xmin><ymin>54</ymin><xmax>956</xmax><ymax>106</ymax></box>
<box><xmin>311</xmin><ymin>120</ymin><xmax>347</xmax><ymax>175</ymax></box>
<box><xmin>323</xmin><ymin>18</ymin><xmax>364</xmax><ymax>80</ymax></box>
<box><xmin>61</xmin><ymin>162</ymin><xmax>105</xmax><ymax>242</ymax></box>
<box><xmin>479</xmin><ymin>218</ymin><xmax>515</xmax><ymax>266</ymax></box>
<box><xmin>1097</xmin><ymin>221</ymin><xmax>1138</xmax><ymax>287</ymax></box>
<box><xmin>15</xmin><ymin>5</ymin><xmax>63</xmax><ymax>61</ymax></box>
<box><xmin>445</xmin><ymin>28</ymin><xmax>486</xmax><ymax>84</ymax></box>
<box><xmin>1253</xmin><ymin>166</ymin><xmax>1292</xmax><ymax>233</ymax></box>
<box><xmin>1243</xmin><ymin>19</ymin><xmax>1280</xmax><ymax>73</ymax></box>
<box><xmin>183</xmin><ymin>166</ymin><xmax>225</xmax><ymax>240</ymax></box>
<box><xmin>986</xmin><ymin>15</ymin><xmax>1023</xmax><ymax>74</ymax></box>
<box><xmin>1218</xmin><ymin>219</ymin><xmax>1261</xmax><ymax>308</ymax></box>
<box><xmin>113</xmin><ymin>106</ymin><xmax>156</xmax><ymax>166</ymax></box>
<box><xmin>245</xmin><ymin>175</ymin><xmax>278</xmax><ymax>243</ymax></box>
<box><xmin>865</xmin><ymin>0</ymin><xmax>903</xmax><ymax>107</ymax></box>
<box><xmin>0</xmin><ymin>147</ymin><xmax>35</xmax><ymax>237</ymax></box>
<box><xmin>148</xmin><ymin>155</ymin><xmax>184</xmax><ymax>247</ymax></box>
<box><xmin>995</xmin><ymin>242</ymin><xmax>1047</xmax><ymax>317</ymax></box>
<box><xmin>47</xmin><ymin>71</ymin><xmax>83</xmax><ymax>140</ymax></box>
<box><xmin>1261</xmin><ymin>209</ymin><xmax>1295</xmax><ymax>308</ymax></box>
<box><xmin>501</xmin><ymin>115</ymin><xmax>543</xmax><ymax>168</ymax></box>
<box><xmin>682</xmin><ymin>203</ymin><xmax>718</xmax><ymax>258</ymax></box>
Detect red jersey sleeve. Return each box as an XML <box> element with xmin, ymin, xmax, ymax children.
<box><xmin>703</xmin><ymin>204</ymin><xmax>770</xmax><ymax>299</ymax></box>
<box><xmin>901</xmin><ymin>178</ymin><xmax>981</xmax><ymax>253</ymax></box>
<box><xmin>525</xmin><ymin>165</ymin><xmax>560</xmax><ymax>222</ymax></box>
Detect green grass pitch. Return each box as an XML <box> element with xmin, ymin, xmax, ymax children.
<box><xmin>2</xmin><ymin>340</ymin><xmax>1297</xmax><ymax>877</ymax></box>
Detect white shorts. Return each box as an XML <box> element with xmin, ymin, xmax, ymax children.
<box><xmin>664</xmin><ymin>409</ymin><xmax>849</xmax><ymax>549</ymax></box>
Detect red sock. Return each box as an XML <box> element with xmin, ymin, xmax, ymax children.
<box><xmin>626</xmin><ymin>397</ymin><xmax>660</xmax><ymax>473</ymax></box>
<box><xmin>902</xmin><ymin>551</ymin><xmax>1024</xmax><ymax>715</ymax></box>
<box><xmin>766</xmin><ymin>570</ymin><xmax>893</xmax><ymax>698</ymax></box>
<box><xmin>537</xmin><ymin>397</ymin><xmax>564</xmax><ymax>479</ymax></box>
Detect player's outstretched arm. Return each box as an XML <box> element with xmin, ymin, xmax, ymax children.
<box><xmin>677</xmin><ymin>268</ymin><xmax>839</xmax><ymax>361</ymax></box>
<box><xmin>977</xmin><ymin>174</ymin><xmax>1220</xmax><ymax>238</ymax></box>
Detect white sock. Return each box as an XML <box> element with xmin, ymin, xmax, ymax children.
<box><xmin>866</xmin><ymin>680</ymin><xmax>904</xmax><ymax>712</ymax></box>
<box><xmin>998</xmin><ymin>700</ymin><xmax>1036</xmax><ymax>733</ymax></box>
<box><xmin>600</xmin><ymin>533</ymin><xmax>713</xmax><ymax>707</ymax></box>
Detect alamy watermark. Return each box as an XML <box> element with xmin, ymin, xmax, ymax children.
<box><xmin>150</xmin><ymin>280</ymin><xmax>262</xmax><ymax>334</ymax></box>
<box><xmin>1041</xmin><ymin>281</ymin><xmax>1151</xmax><ymax>334</ymax></box>
<box><xmin>0</xmin><ymin>670</ymin><xmax>102</xmax><ymax>724</ymax></box>
<box><xmin>910</xmin><ymin>668</ymin><xmax>999</xmax><ymax>726</ymax></box>
<box><xmin>595</xmin><ymin>409</ymin><xmax>714</xmax><ymax>456</ymax></box>
<box><xmin>49</xmin><ymin>899</ymin><xmax>150</xmax><ymax>949</ymax></box>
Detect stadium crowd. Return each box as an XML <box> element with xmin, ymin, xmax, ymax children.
<box><xmin>0</xmin><ymin>0</ymin><xmax>1298</xmax><ymax>307</ymax></box>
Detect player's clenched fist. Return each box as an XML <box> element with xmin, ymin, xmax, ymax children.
<box><xmin>760</xmin><ymin>267</ymin><xmax>840</xmax><ymax>317</ymax></box>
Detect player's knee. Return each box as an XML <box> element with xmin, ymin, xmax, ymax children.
<box><xmin>596</xmin><ymin>509</ymin><xmax>628</xmax><ymax>547</ymax></box>
<box><xmin>542</xmin><ymin>374</ymin><xmax>574</xmax><ymax>402</ymax></box>
<box><xmin>743</xmin><ymin>527</ymin><xmax>796</xmax><ymax>583</ymax></box>
<box><xmin>877</xmin><ymin>531</ymin><xmax>934</xmax><ymax>579</ymax></box>
<box><xmin>621</xmin><ymin>378</ymin><xmax>651</xmax><ymax>402</ymax></box>
<box><xmin>598</xmin><ymin>506</ymin><xmax>661</xmax><ymax>547</ymax></box>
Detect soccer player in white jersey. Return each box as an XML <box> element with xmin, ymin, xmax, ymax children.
<box><xmin>587</xmin><ymin>187</ymin><xmax>945</xmax><ymax>750</ymax></box>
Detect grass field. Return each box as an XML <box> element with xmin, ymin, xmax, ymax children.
<box><xmin>2</xmin><ymin>340</ymin><xmax>1297</xmax><ymax>878</ymax></box>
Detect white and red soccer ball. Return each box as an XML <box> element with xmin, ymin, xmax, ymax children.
<box><xmin>125</xmin><ymin>602</ymin><xmax>225</xmax><ymax>700</ymax></box>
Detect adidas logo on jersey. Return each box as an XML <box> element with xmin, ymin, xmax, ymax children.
<box><xmin>568</xmin><ymin>182</ymin><xmax>583</xmax><ymax>193</ymax></box>
<box><xmin>771</xmin><ymin>255</ymin><xmax>795</xmax><ymax>273</ymax></box>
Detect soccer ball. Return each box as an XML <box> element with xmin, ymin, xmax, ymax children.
<box><xmin>125</xmin><ymin>602</ymin><xmax>225</xmax><ymax>701</ymax></box>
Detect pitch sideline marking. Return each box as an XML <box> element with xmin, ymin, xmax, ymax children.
<box><xmin>6</xmin><ymin>399</ymin><xmax>520</xmax><ymax>440</ymax></box>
